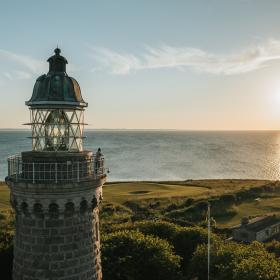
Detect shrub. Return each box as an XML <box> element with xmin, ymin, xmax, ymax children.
<box><xmin>102</xmin><ymin>230</ymin><xmax>182</xmax><ymax>280</ymax></box>
<box><xmin>0</xmin><ymin>210</ymin><xmax>14</xmax><ymax>280</ymax></box>
<box><xmin>265</xmin><ymin>240</ymin><xmax>280</xmax><ymax>258</ymax></box>
<box><xmin>165</xmin><ymin>203</ymin><xmax>179</xmax><ymax>212</ymax></box>
<box><xmin>219</xmin><ymin>194</ymin><xmax>236</xmax><ymax>205</ymax></box>
<box><xmin>183</xmin><ymin>198</ymin><xmax>194</xmax><ymax>207</ymax></box>
<box><xmin>188</xmin><ymin>240</ymin><xmax>280</xmax><ymax>280</ymax></box>
<box><xmin>133</xmin><ymin>220</ymin><xmax>181</xmax><ymax>242</ymax></box>
<box><xmin>172</xmin><ymin>226</ymin><xmax>218</xmax><ymax>274</ymax></box>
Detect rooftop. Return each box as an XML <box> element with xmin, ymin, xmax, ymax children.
<box><xmin>26</xmin><ymin>48</ymin><xmax>87</xmax><ymax>108</ymax></box>
<box><xmin>232</xmin><ymin>215</ymin><xmax>280</xmax><ymax>232</ymax></box>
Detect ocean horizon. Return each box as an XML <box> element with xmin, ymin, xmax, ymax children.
<box><xmin>1</xmin><ymin>129</ymin><xmax>280</xmax><ymax>182</ymax></box>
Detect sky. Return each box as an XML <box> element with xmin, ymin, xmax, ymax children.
<box><xmin>1</xmin><ymin>0</ymin><xmax>280</xmax><ymax>130</ymax></box>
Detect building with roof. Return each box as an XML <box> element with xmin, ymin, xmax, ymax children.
<box><xmin>232</xmin><ymin>215</ymin><xmax>280</xmax><ymax>243</ymax></box>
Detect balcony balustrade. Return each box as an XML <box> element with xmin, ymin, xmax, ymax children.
<box><xmin>7</xmin><ymin>154</ymin><xmax>105</xmax><ymax>184</ymax></box>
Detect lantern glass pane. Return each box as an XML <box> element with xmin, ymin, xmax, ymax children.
<box><xmin>30</xmin><ymin>108</ymin><xmax>85</xmax><ymax>152</ymax></box>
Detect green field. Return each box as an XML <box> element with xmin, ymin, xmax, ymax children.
<box><xmin>221</xmin><ymin>196</ymin><xmax>280</xmax><ymax>227</ymax></box>
<box><xmin>0</xmin><ymin>182</ymin><xmax>10</xmax><ymax>210</ymax></box>
<box><xmin>103</xmin><ymin>182</ymin><xmax>208</xmax><ymax>203</ymax></box>
<box><xmin>1</xmin><ymin>179</ymin><xmax>279</xmax><ymax>228</ymax></box>
<box><xmin>103</xmin><ymin>179</ymin><xmax>269</xmax><ymax>203</ymax></box>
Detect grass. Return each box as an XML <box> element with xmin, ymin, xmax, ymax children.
<box><xmin>0</xmin><ymin>182</ymin><xmax>10</xmax><ymax>211</ymax></box>
<box><xmin>103</xmin><ymin>182</ymin><xmax>208</xmax><ymax>204</ymax></box>
<box><xmin>219</xmin><ymin>196</ymin><xmax>280</xmax><ymax>227</ymax></box>
<box><xmin>103</xmin><ymin>179</ymin><xmax>269</xmax><ymax>204</ymax></box>
<box><xmin>1</xmin><ymin>179</ymin><xmax>279</xmax><ymax>228</ymax></box>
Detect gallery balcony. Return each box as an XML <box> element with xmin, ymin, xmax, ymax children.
<box><xmin>7</xmin><ymin>152</ymin><xmax>106</xmax><ymax>184</ymax></box>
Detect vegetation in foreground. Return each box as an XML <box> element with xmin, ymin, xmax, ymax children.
<box><xmin>1</xmin><ymin>179</ymin><xmax>280</xmax><ymax>279</ymax></box>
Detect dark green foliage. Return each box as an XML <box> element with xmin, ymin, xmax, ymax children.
<box><xmin>196</xmin><ymin>201</ymin><xmax>208</xmax><ymax>211</ymax></box>
<box><xmin>133</xmin><ymin>220</ymin><xmax>181</xmax><ymax>242</ymax></box>
<box><xmin>129</xmin><ymin>221</ymin><xmax>218</xmax><ymax>275</ymax></box>
<box><xmin>0</xmin><ymin>210</ymin><xmax>14</xmax><ymax>280</ymax></box>
<box><xmin>250</xmin><ymin>186</ymin><xmax>264</xmax><ymax>194</ymax></box>
<box><xmin>0</xmin><ymin>246</ymin><xmax>13</xmax><ymax>280</ymax></box>
<box><xmin>236</xmin><ymin>189</ymin><xmax>258</xmax><ymax>202</ymax></box>
<box><xmin>101</xmin><ymin>202</ymin><xmax>132</xmax><ymax>216</ymax></box>
<box><xmin>164</xmin><ymin>218</ymin><xmax>195</xmax><ymax>228</ymax></box>
<box><xmin>0</xmin><ymin>210</ymin><xmax>14</xmax><ymax>250</ymax></box>
<box><xmin>172</xmin><ymin>226</ymin><xmax>218</xmax><ymax>275</ymax></box>
<box><xmin>211</xmin><ymin>205</ymin><xmax>237</xmax><ymax>218</ymax></box>
<box><xmin>166</xmin><ymin>204</ymin><xmax>206</xmax><ymax>222</ymax></box>
<box><xmin>183</xmin><ymin>198</ymin><xmax>194</xmax><ymax>207</ymax></box>
<box><xmin>219</xmin><ymin>194</ymin><xmax>236</xmax><ymax>204</ymax></box>
<box><xmin>265</xmin><ymin>240</ymin><xmax>280</xmax><ymax>258</ymax></box>
<box><xmin>100</xmin><ymin>202</ymin><xmax>133</xmax><ymax>231</ymax></box>
<box><xmin>188</xmin><ymin>240</ymin><xmax>280</xmax><ymax>280</ymax></box>
<box><xmin>165</xmin><ymin>203</ymin><xmax>179</xmax><ymax>212</ymax></box>
<box><xmin>123</xmin><ymin>201</ymin><xmax>154</xmax><ymax>221</ymax></box>
<box><xmin>102</xmin><ymin>230</ymin><xmax>182</xmax><ymax>280</ymax></box>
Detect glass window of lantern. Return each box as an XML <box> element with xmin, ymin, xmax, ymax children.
<box><xmin>30</xmin><ymin>108</ymin><xmax>85</xmax><ymax>152</ymax></box>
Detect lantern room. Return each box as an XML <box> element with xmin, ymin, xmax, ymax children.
<box><xmin>26</xmin><ymin>48</ymin><xmax>87</xmax><ymax>152</ymax></box>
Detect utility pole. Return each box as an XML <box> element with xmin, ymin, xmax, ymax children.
<box><xmin>207</xmin><ymin>201</ymin><xmax>211</xmax><ymax>280</ymax></box>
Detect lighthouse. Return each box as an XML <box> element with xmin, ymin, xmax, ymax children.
<box><xmin>6</xmin><ymin>48</ymin><xmax>106</xmax><ymax>280</ymax></box>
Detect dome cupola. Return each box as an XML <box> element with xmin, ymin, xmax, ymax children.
<box><xmin>48</xmin><ymin>47</ymin><xmax>67</xmax><ymax>73</ymax></box>
<box><xmin>26</xmin><ymin>48</ymin><xmax>87</xmax><ymax>108</ymax></box>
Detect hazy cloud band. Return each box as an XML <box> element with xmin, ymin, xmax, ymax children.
<box><xmin>90</xmin><ymin>39</ymin><xmax>280</xmax><ymax>75</ymax></box>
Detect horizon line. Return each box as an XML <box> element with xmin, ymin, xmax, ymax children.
<box><xmin>2</xmin><ymin>128</ymin><xmax>280</xmax><ymax>132</ymax></box>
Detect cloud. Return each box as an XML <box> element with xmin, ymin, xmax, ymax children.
<box><xmin>0</xmin><ymin>49</ymin><xmax>78</xmax><ymax>83</ymax></box>
<box><xmin>89</xmin><ymin>39</ymin><xmax>280</xmax><ymax>75</ymax></box>
<box><xmin>0</xmin><ymin>49</ymin><xmax>46</xmax><ymax>83</ymax></box>
<box><xmin>0</xmin><ymin>49</ymin><xmax>45</xmax><ymax>74</ymax></box>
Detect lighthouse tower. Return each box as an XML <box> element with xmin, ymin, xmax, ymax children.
<box><xmin>6</xmin><ymin>48</ymin><xmax>105</xmax><ymax>280</ymax></box>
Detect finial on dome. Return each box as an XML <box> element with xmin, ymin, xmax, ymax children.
<box><xmin>54</xmin><ymin>47</ymin><xmax>61</xmax><ymax>55</ymax></box>
<box><xmin>47</xmin><ymin>47</ymin><xmax>68</xmax><ymax>73</ymax></box>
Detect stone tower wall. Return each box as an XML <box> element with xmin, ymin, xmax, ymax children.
<box><xmin>7</xmin><ymin>179</ymin><xmax>104</xmax><ymax>280</ymax></box>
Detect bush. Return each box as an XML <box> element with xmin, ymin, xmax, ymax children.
<box><xmin>133</xmin><ymin>220</ymin><xmax>181</xmax><ymax>242</ymax></box>
<box><xmin>265</xmin><ymin>240</ymin><xmax>280</xmax><ymax>258</ymax></box>
<box><xmin>166</xmin><ymin>204</ymin><xmax>207</xmax><ymax>222</ymax></box>
<box><xmin>188</xmin><ymin>240</ymin><xmax>280</xmax><ymax>280</ymax></box>
<box><xmin>102</xmin><ymin>230</ymin><xmax>182</xmax><ymax>280</ymax></box>
<box><xmin>165</xmin><ymin>203</ymin><xmax>179</xmax><ymax>212</ymax></box>
<box><xmin>101</xmin><ymin>203</ymin><xmax>133</xmax><ymax>216</ymax></box>
<box><xmin>183</xmin><ymin>198</ymin><xmax>194</xmax><ymax>207</ymax></box>
<box><xmin>172</xmin><ymin>226</ymin><xmax>218</xmax><ymax>274</ymax></box>
<box><xmin>219</xmin><ymin>194</ymin><xmax>236</xmax><ymax>205</ymax></box>
<box><xmin>236</xmin><ymin>189</ymin><xmax>258</xmax><ymax>202</ymax></box>
<box><xmin>0</xmin><ymin>210</ymin><xmax>14</xmax><ymax>280</ymax></box>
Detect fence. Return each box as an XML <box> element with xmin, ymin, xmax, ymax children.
<box><xmin>7</xmin><ymin>154</ymin><xmax>105</xmax><ymax>183</ymax></box>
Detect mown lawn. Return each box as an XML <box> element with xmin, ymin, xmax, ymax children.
<box><xmin>1</xmin><ymin>179</ymin><xmax>279</xmax><ymax>228</ymax></box>
<box><xmin>0</xmin><ymin>182</ymin><xmax>10</xmax><ymax>211</ymax></box>
<box><xmin>103</xmin><ymin>179</ymin><xmax>269</xmax><ymax>203</ymax></box>
<box><xmin>218</xmin><ymin>196</ymin><xmax>280</xmax><ymax>227</ymax></box>
<box><xmin>103</xmin><ymin>182</ymin><xmax>208</xmax><ymax>204</ymax></box>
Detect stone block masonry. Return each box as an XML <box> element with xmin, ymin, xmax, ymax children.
<box><xmin>7</xmin><ymin>179</ymin><xmax>105</xmax><ymax>280</ymax></box>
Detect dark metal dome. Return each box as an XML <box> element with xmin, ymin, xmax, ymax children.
<box><xmin>26</xmin><ymin>48</ymin><xmax>87</xmax><ymax>108</ymax></box>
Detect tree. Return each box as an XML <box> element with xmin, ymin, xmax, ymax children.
<box><xmin>109</xmin><ymin>220</ymin><xmax>218</xmax><ymax>276</ymax></box>
<box><xmin>133</xmin><ymin>220</ymin><xmax>181</xmax><ymax>243</ymax></box>
<box><xmin>0</xmin><ymin>210</ymin><xmax>14</xmax><ymax>280</ymax></box>
<box><xmin>188</xmin><ymin>240</ymin><xmax>280</xmax><ymax>280</ymax></box>
<box><xmin>102</xmin><ymin>230</ymin><xmax>182</xmax><ymax>280</ymax></box>
<box><xmin>172</xmin><ymin>226</ymin><xmax>218</xmax><ymax>275</ymax></box>
<box><xmin>265</xmin><ymin>240</ymin><xmax>280</xmax><ymax>258</ymax></box>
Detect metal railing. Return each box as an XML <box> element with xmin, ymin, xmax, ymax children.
<box><xmin>7</xmin><ymin>154</ymin><xmax>106</xmax><ymax>184</ymax></box>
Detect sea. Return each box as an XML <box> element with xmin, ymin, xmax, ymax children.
<box><xmin>1</xmin><ymin>130</ymin><xmax>280</xmax><ymax>182</ymax></box>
